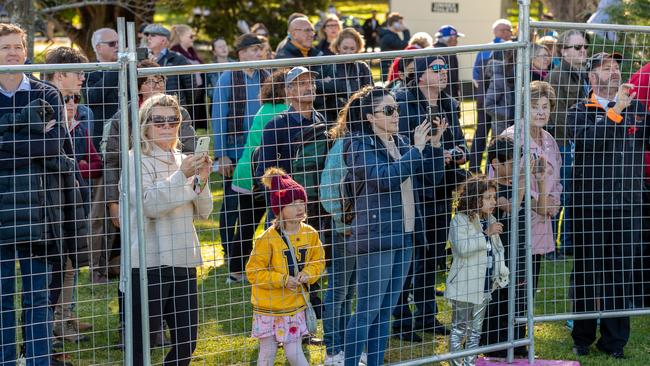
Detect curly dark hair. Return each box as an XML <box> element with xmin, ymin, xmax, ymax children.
<box><xmin>454</xmin><ymin>174</ymin><xmax>497</xmax><ymax>218</ymax></box>
<box><xmin>260</xmin><ymin>68</ymin><xmax>288</xmax><ymax>105</ymax></box>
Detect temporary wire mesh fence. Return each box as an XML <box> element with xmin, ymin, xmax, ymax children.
<box><xmin>2</xmin><ymin>13</ymin><xmax>650</xmax><ymax>366</ymax></box>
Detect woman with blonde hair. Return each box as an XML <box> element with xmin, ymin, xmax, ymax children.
<box><xmin>317</xmin><ymin>14</ymin><xmax>342</xmax><ymax>56</ymax></box>
<box><xmin>170</xmin><ymin>24</ymin><xmax>208</xmax><ymax>127</ymax></box>
<box><xmin>124</xmin><ymin>93</ymin><xmax>213</xmax><ymax>365</ymax></box>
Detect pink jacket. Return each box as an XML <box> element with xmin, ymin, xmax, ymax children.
<box><xmin>501</xmin><ymin>125</ymin><xmax>562</xmax><ymax>255</ymax></box>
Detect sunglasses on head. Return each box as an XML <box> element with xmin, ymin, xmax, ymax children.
<box><xmin>430</xmin><ymin>63</ymin><xmax>449</xmax><ymax>72</ymax></box>
<box><xmin>149</xmin><ymin>115</ymin><xmax>180</xmax><ymax>127</ymax></box>
<box><xmin>374</xmin><ymin>104</ymin><xmax>399</xmax><ymax>117</ymax></box>
<box><xmin>563</xmin><ymin>44</ymin><xmax>588</xmax><ymax>51</ymax></box>
<box><xmin>63</xmin><ymin>94</ymin><xmax>80</xmax><ymax>104</ymax></box>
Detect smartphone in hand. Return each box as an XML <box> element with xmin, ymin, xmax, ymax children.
<box><xmin>195</xmin><ymin>137</ymin><xmax>211</xmax><ymax>156</ymax></box>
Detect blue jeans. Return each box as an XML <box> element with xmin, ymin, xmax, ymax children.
<box><xmin>323</xmin><ymin>231</ymin><xmax>356</xmax><ymax>356</ymax></box>
<box><xmin>0</xmin><ymin>246</ymin><xmax>51</xmax><ymax>366</ymax></box>
<box><xmin>552</xmin><ymin>142</ymin><xmax>574</xmax><ymax>253</ymax></box>
<box><xmin>344</xmin><ymin>236</ymin><xmax>413</xmax><ymax>366</ymax></box>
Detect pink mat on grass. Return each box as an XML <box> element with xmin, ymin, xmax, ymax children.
<box><xmin>476</xmin><ymin>358</ymin><xmax>580</xmax><ymax>366</ymax></box>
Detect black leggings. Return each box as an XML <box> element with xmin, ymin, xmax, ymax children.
<box><xmin>132</xmin><ymin>266</ymin><xmax>198</xmax><ymax>366</ymax></box>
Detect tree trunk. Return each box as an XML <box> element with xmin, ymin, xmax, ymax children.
<box><xmin>48</xmin><ymin>1</ymin><xmax>155</xmax><ymax>60</ymax></box>
<box><xmin>541</xmin><ymin>0</ymin><xmax>599</xmax><ymax>22</ymax></box>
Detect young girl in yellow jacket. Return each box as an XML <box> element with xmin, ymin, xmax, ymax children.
<box><xmin>246</xmin><ymin>167</ymin><xmax>325</xmax><ymax>366</ymax></box>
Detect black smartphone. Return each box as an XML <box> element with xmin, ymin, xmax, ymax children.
<box><xmin>136</xmin><ymin>47</ymin><xmax>149</xmax><ymax>62</ymax></box>
<box><xmin>427</xmin><ymin>105</ymin><xmax>440</xmax><ymax>136</ymax></box>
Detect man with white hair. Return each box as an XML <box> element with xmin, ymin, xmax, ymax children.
<box><xmin>84</xmin><ymin>27</ymin><xmax>119</xmax><ymax>148</ymax></box>
<box><xmin>468</xmin><ymin>18</ymin><xmax>513</xmax><ymax>173</ymax></box>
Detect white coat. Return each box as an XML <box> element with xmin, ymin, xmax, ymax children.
<box><xmin>445</xmin><ymin>212</ymin><xmax>509</xmax><ymax>305</ymax></box>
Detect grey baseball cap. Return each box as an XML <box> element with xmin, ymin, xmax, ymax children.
<box><xmin>143</xmin><ymin>24</ymin><xmax>171</xmax><ymax>39</ymax></box>
<box><xmin>285</xmin><ymin>66</ymin><xmax>319</xmax><ymax>86</ymax></box>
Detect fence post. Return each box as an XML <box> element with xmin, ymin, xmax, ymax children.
<box><xmin>116</xmin><ymin>17</ymin><xmax>134</xmax><ymax>366</ymax></box>
<box><xmin>518</xmin><ymin>0</ymin><xmax>535</xmax><ymax>364</ymax></box>
<box><xmin>507</xmin><ymin>1</ymin><xmax>530</xmax><ymax>362</ymax></box>
<box><xmin>126</xmin><ymin>21</ymin><xmax>152</xmax><ymax>365</ymax></box>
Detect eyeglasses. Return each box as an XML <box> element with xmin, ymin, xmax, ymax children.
<box><xmin>374</xmin><ymin>104</ymin><xmax>399</xmax><ymax>117</ymax></box>
<box><xmin>144</xmin><ymin>78</ymin><xmax>165</xmax><ymax>88</ymax></box>
<box><xmin>295</xmin><ymin>28</ymin><xmax>316</xmax><ymax>34</ymax></box>
<box><xmin>99</xmin><ymin>40</ymin><xmax>118</xmax><ymax>47</ymax></box>
<box><xmin>430</xmin><ymin>63</ymin><xmax>449</xmax><ymax>72</ymax></box>
<box><xmin>149</xmin><ymin>115</ymin><xmax>180</xmax><ymax>128</ymax></box>
<box><xmin>66</xmin><ymin>71</ymin><xmax>85</xmax><ymax>78</ymax></box>
<box><xmin>63</xmin><ymin>94</ymin><xmax>80</xmax><ymax>104</ymax></box>
<box><xmin>563</xmin><ymin>44</ymin><xmax>588</xmax><ymax>51</ymax></box>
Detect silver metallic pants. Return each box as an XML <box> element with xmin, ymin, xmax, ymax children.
<box><xmin>449</xmin><ymin>298</ymin><xmax>489</xmax><ymax>366</ymax></box>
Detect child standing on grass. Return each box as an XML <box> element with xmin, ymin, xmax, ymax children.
<box><xmin>246</xmin><ymin>167</ymin><xmax>325</xmax><ymax>366</ymax></box>
<box><xmin>446</xmin><ymin>175</ymin><xmax>510</xmax><ymax>366</ymax></box>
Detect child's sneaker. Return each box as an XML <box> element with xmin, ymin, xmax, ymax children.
<box><xmin>324</xmin><ymin>351</ymin><xmax>344</xmax><ymax>366</ymax></box>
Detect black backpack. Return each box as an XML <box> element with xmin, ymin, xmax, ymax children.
<box><xmin>340</xmin><ymin>137</ymin><xmax>366</xmax><ymax>225</ymax></box>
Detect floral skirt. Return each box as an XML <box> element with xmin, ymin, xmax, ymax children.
<box><xmin>251</xmin><ymin>310</ymin><xmax>308</xmax><ymax>343</ymax></box>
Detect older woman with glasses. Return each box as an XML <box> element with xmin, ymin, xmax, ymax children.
<box><xmin>531</xmin><ymin>44</ymin><xmax>552</xmax><ymax>81</ymax></box>
<box><xmin>125</xmin><ymin>93</ymin><xmax>213</xmax><ymax>365</ymax></box>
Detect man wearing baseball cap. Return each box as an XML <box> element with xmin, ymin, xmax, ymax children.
<box><xmin>143</xmin><ymin>24</ymin><xmax>193</xmax><ymax>113</ymax></box>
<box><xmin>569</xmin><ymin>51</ymin><xmax>647</xmax><ymax>359</ymax></box>
<box><xmin>211</xmin><ymin>32</ymin><xmax>268</xmax><ymax>284</ymax></box>
<box><xmin>256</xmin><ymin>66</ymin><xmax>324</xmax><ymax>182</ymax></box>
<box><xmin>434</xmin><ymin>25</ymin><xmax>464</xmax><ymax>98</ymax></box>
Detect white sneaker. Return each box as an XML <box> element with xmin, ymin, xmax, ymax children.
<box><xmin>324</xmin><ymin>351</ymin><xmax>344</xmax><ymax>366</ymax></box>
<box><xmin>359</xmin><ymin>352</ymin><xmax>368</xmax><ymax>366</ymax></box>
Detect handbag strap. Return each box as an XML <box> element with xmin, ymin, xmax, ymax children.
<box><xmin>278</xmin><ymin>228</ymin><xmax>311</xmax><ymax>306</ymax></box>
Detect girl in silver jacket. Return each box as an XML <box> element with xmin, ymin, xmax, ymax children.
<box><xmin>445</xmin><ymin>175</ymin><xmax>509</xmax><ymax>366</ymax></box>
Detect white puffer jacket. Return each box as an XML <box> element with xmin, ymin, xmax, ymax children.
<box><xmin>445</xmin><ymin>213</ymin><xmax>509</xmax><ymax>305</ymax></box>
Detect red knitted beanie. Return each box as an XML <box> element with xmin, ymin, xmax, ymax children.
<box><xmin>261</xmin><ymin>167</ymin><xmax>307</xmax><ymax>216</ymax></box>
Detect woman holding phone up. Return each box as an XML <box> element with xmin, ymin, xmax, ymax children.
<box><xmin>123</xmin><ymin>93</ymin><xmax>213</xmax><ymax>365</ymax></box>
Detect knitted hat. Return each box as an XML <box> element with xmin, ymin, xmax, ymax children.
<box><xmin>261</xmin><ymin>167</ymin><xmax>307</xmax><ymax>216</ymax></box>
<box><xmin>413</xmin><ymin>55</ymin><xmax>447</xmax><ymax>84</ymax></box>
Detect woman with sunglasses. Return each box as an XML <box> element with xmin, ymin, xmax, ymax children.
<box><xmin>100</xmin><ymin>60</ymin><xmax>198</xmax><ymax>349</ymax></box>
<box><xmin>125</xmin><ymin>93</ymin><xmax>213</xmax><ymax>366</ymax></box>
<box><xmin>342</xmin><ymin>86</ymin><xmax>446</xmax><ymax>366</ymax></box>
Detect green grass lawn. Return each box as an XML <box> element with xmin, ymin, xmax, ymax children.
<box><xmin>48</xmin><ymin>107</ymin><xmax>650</xmax><ymax>365</ymax></box>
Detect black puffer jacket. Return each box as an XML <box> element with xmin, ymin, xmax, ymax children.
<box><xmin>568</xmin><ymin>95</ymin><xmax>650</xmax><ymax>210</ymax></box>
<box><xmin>0</xmin><ymin>92</ymin><xmax>88</xmax><ymax>266</ymax></box>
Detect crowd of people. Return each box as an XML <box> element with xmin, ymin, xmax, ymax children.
<box><xmin>0</xmin><ymin>6</ymin><xmax>649</xmax><ymax>366</ymax></box>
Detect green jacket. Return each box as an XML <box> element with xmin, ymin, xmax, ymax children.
<box><xmin>232</xmin><ymin>103</ymin><xmax>289</xmax><ymax>193</ymax></box>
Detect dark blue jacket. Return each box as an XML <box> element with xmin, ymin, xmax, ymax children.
<box><xmin>255</xmin><ymin>107</ymin><xmax>326</xmax><ymax>178</ymax></box>
<box><xmin>394</xmin><ymin>85</ymin><xmax>467</xmax><ymax>201</ymax></box>
<box><xmin>344</xmin><ymin>133</ymin><xmax>444</xmax><ymax>254</ymax></box>
<box><xmin>568</xmin><ymin>95</ymin><xmax>650</xmax><ymax>210</ymax></box>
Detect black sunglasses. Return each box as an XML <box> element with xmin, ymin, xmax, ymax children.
<box><xmin>374</xmin><ymin>104</ymin><xmax>399</xmax><ymax>117</ymax></box>
<box><xmin>100</xmin><ymin>40</ymin><xmax>118</xmax><ymax>47</ymax></box>
<box><xmin>149</xmin><ymin>115</ymin><xmax>180</xmax><ymax>127</ymax></box>
<box><xmin>430</xmin><ymin>63</ymin><xmax>449</xmax><ymax>72</ymax></box>
<box><xmin>63</xmin><ymin>94</ymin><xmax>80</xmax><ymax>104</ymax></box>
<box><xmin>563</xmin><ymin>44</ymin><xmax>588</xmax><ymax>51</ymax></box>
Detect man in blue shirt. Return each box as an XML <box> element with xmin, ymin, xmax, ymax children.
<box><xmin>212</xmin><ymin>32</ymin><xmax>267</xmax><ymax>282</ymax></box>
<box><xmin>468</xmin><ymin>18</ymin><xmax>513</xmax><ymax>173</ymax></box>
